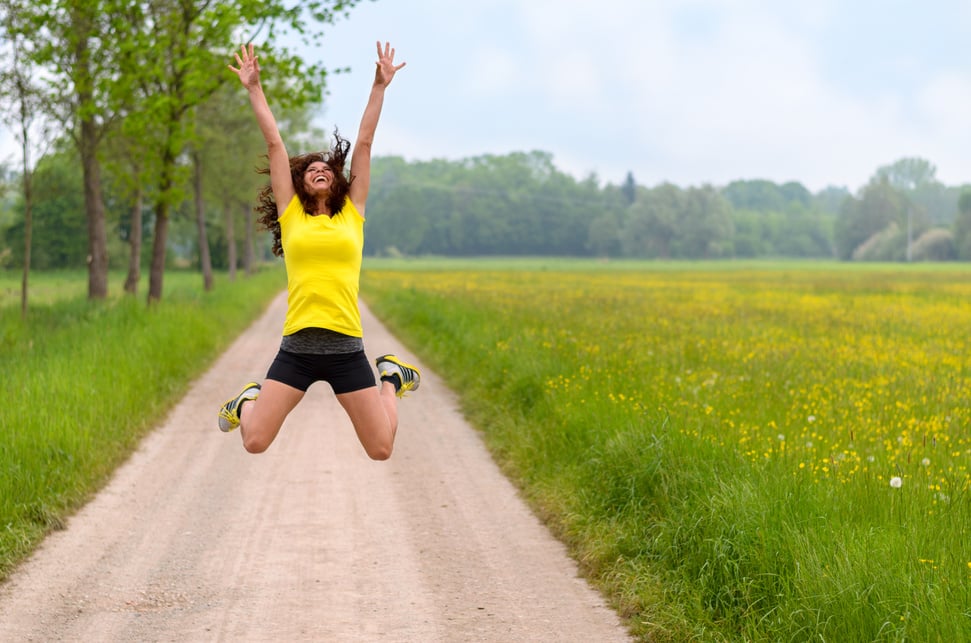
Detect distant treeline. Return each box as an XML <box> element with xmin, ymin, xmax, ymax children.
<box><xmin>364</xmin><ymin>153</ymin><xmax>971</xmax><ymax>261</ymax></box>
<box><xmin>3</xmin><ymin>150</ymin><xmax>971</xmax><ymax>271</ymax></box>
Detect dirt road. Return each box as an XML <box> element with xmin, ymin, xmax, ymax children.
<box><xmin>0</xmin><ymin>292</ymin><xmax>631</xmax><ymax>642</ymax></box>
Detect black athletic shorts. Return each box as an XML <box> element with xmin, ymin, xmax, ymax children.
<box><xmin>265</xmin><ymin>349</ymin><xmax>376</xmax><ymax>394</ymax></box>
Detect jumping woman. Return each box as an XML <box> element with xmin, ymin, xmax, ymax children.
<box><xmin>218</xmin><ymin>41</ymin><xmax>420</xmax><ymax>459</ymax></box>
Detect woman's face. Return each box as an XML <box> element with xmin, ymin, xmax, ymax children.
<box><xmin>303</xmin><ymin>161</ymin><xmax>334</xmax><ymax>196</ymax></box>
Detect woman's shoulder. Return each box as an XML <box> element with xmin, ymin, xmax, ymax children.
<box><xmin>279</xmin><ymin>194</ymin><xmax>303</xmax><ymax>222</ymax></box>
<box><xmin>342</xmin><ymin>196</ymin><xmax>364</xmax><ymax>221</ymax></box>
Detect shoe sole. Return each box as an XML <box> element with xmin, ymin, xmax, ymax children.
<box><xmin>218</xmin><ymin>383</ymin><xmax>261</xmax><ymax>432</ymax></box>
<box><xmin>375</xmin><ymin>355</ymin><xmax>421</xmax><ymax>396</ymax></box>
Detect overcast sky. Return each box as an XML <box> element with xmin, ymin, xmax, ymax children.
<box><xmin>308</xmin><ymin>0</ymin><xmax>971</xmax><ymax>192</ymax></box>
<box><xmin>4</xmin><ymin>0</ymin><xmax>970</xmax><ymax>193</ymax></box>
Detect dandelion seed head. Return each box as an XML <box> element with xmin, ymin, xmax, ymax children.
<box><xmin>890</xmin><ymin>476</ymin><xmax>903</xmax><ymax>488</ymax></box>
<box><xmin>921</xmin><ymin>458</ymin><xmax>930</xmax><ymax>467</ymax></box>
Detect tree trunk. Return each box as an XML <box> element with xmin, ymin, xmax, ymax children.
<box><xmin>20</xmin><ymin>138</ymin><xmax>32</xmax><ymax>320</ymax></box>
<box><xmin>12</xmin><ymin>38</ymin><xmax>34</xmax><ymax>319</ymax></box>
<box><xmin>82</xmin><ymin>138</ymin><xmax>109</xmax><ymax>300</ymax></box>
<box><xmin>225</xmin><ymin>203</ymin><xmax>237</xmax><ymax>282</ymax></box>
<box><xmin>124</xmin><ymin>185</ymin><xmax>143</xmax><ymax>294</ymax></box>
<box><xmin>243</xmin><ymin>201</ymin><xmax>255</xmax><ymax>275</ymax></box>
<box><xmin>148</xmin><ymin>198</ymin><xmax>169</xmax><ymax>304</ymax></box>
<box><xmin>72</xmin><ymin>7</ymin><xmax>108</xmax><ymax>300</ymax></box>
<box><xmin>193</xmin><ymin>151</ymin><xmax>213</xmax><ymax>291</ymax></box>
<box><xmin>148</xmin><ymin>147</ymin><xmax>176</xmax><ymax>303</ymax></box>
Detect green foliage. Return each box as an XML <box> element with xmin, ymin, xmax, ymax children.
<box><xmin>723</xmin><ymin>180</ymin><xmax>835</xmax><ymax>258</ymax></box>
<box><xmin>3</xmin><ymin>147</ymin><xmax>86</xmax><ymax>269</ymax></box>
<box><xmin>366</xmin><ymin>152</ymin><xmax>598</xmax><ymax>256</ymax></box>
<box><xmin>363</xmin><ymin>261</ymin><xmax>971</xmax><ymax>641</ymax></box>
<box><xmin>875</xmin><ymin>157</ymin><xmax>957</xmax><ymax>227</ymax></box>
<box><xmin>623</xmin><ymin>183</ymin><xmax>682</xmax><ymax>258</ymax></box>
<box><xmin>955</xmin><ymin>190</ymin><xmax>971</xmax><ymax>260</ymax></box>
<box><xmin>835</xmin><ymin>176</ymin><xmax>912</xmax><ymax>260</ymax></box>
<box><xmin>363</xmin><ymin>155</ymin><xmax>970</xmax><ymax>263</ymax></box>
<box><xmin>0</xmin><ymin>267</ymin><xmax>285</xmax><ymax>580</ymax></box>
<box><xmin>366</xmin><ymin>158</ymin><xmax>838</xmax><ymax>260</ymax></box>
<box><xmin>876</xmin><ymin>157</ymin><xmax>939</xmax><ymax>191</ymax></box>
<box><xmin>814</xmin><ymin>185</ymin><xmax>851</xmax><ymax>215</ymax></box>
<box><xmin>0</xmin><ymin>0</ymin><xmax>362</xmax><ymax>299</ymax></box>
<box><xmin>910</xmin><ymin>228</ymin><xmax>955</xmax><ymax>261</ymax></box>
<box><xmin>677</xmin><ymin>184</ymin><xmax>734</xmax><ymax>258</ymax></box>
<box><xmin>722</xmin><ymin>178</ymin><xmax>812</xmax><ymax>212</ymax></box>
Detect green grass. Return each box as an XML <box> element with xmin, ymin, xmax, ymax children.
<box><xmin>361</xmin><ymin>260</ymin><xmax>971</xmax><ymax>642</ymax></box>
<box><xmin>0</xmin><ymin>267</ymin><xmax>285</xmax><ymax>580</ymax></box>
<box><xmin>6</xmin><ymin>259</ymin><xmax>971</xmax><ymax>640</ymax></box>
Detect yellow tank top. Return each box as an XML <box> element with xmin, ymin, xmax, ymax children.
<box><xmin>279</xmin><ymin>195</ymin><xmax>364</xmax><ymax>337</ymax></box>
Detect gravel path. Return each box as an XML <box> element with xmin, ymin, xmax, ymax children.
<box><xmin>0</xmin><ymin>292</ymin><xmax>632</xmax><ymax>642</ymax></box>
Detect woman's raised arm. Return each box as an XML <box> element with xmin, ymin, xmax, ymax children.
<box><xmin>348</xmin><ymin>41</ymin><xmax>406</xmax><ymax>214</ymax></box>
<box><xmin>229</xmin><ymin>44</ymin><xmax>295</xmax><ymax>213</ymax></box>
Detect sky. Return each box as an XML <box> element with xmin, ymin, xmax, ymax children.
<box><xmin>304</xmin><ymin>0</ymin><xmax>971</xmax><ymax>193</ymax></box>
<box><xmin>4</xmin><ymin>0</ymin><xmax>971</xmax><ymax>193</ymax></box>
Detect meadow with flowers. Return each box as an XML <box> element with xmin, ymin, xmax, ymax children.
<box><xmin>362</xmin><ymin>260</ymin><xmax>971</xmax><ymax>642</ymax></box>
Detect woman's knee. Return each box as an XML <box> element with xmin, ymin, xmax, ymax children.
<box><xmin>363</xmin><ymin>441</ymin><xmax>394</xmax><ymax>461</ymax></box>
<box><xmin>240</xmin><ymin>419</ymin><xmax>280</xmax><ymax>454</ymax></box>
<box><xmin>242</xmin><ymin>433</ymin><xmax>272</xmax><ymax>454</ymax></box>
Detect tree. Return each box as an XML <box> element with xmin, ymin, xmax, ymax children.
<box><xmin>779</xmin><ymin>181</ymin><xmax>812</xmax><ymax>208</ymax></box>
<box><xmin>723</xmin><ymin>179</ymin><xmax>786</xmax><ymax>212</ymax></box>
<box><xmin>190</xmin><ymin>146</ymin><xmax>214</xmax><ymax>290</ymax></box>
<box><xmin>196</xmin><ymin>84</ymin><xmax>320</xmax><ymax>277</ymax></box>
<box><xmin>732</xmin><ymin>209</ymin><xmax>776</xmax><ymax>258</ymax></box>
<box><xmin>813</xmin><ymin>186</ymin><xmax>851</xmax><ymax>216</ymax></box>
<box><xmin>101</xmin><ymin>95</ymin><xmax>164</xmax><ymax>295</ymax></box>
<box><xmin>5</xmin><ymin>0</ymin><xmax>125</xmax><ymax>300</ymax></box>
<box><xmin>722</xmin><ymin>180</ymin><xmax>833</xmax><ymax>258</ymax></box>
<box><xmin>954</xmin><ymin>190</ymin><xmax>971</xmax><ymax>260</ymax></box>
<box><xmin>0</xmin><ymin>1</ymin><xmax>52</xmax><ymax>316</ymax></box>
<box><xmin>6</xmin><ymin>0</ymin><xmax>360</xmax><ymax>303</ymax></box>
<box><xmin>587</xmin><ymin>208</ymin><xmax>624</xmax><ymax>257</ymax></box>
<box><xmin>624</xmin><ymin>183</ymin><xmax>682</xmax><ymax>258</ymax></box>
<box><xmin>909</xmin><ymin>228</ymin><xmax>955</xmax><ymax>261</ymax></box>
<box><xmin>876</xmin><ymin>157</ymin><xmax>954</xmax><ymax>226</ymax></box>
<box><xmin>834</xmin><ymin>176</ymin><xmax>909</xmax><ymax>260</ymax></box>
<box><xmin>876</xmin><ymin>157</ymin><xmax>938</xmax><ymax>192</ymax></box>
<box><xmin>679</xmin><ymin>185</ymin><xmax>734</xmax><ymax>258</ymax></box>
<box><xmin>851</xmin><ymin>222</ymin><xmax>904</xmax><ymax>261</ymax></box>
<box><xmin>131</xmin><ymin>0</ymin><xmax>359</xmax><ymax>302</ymax></box>
<box><xmin>620</xmin><ymin>171</ymin><xmax>636</xmax><ymax>206</ymax></box>
<box><xmin>4</xmin><ymin>148</ymin><xmax>88</xmax><ymax>270</ymax></box>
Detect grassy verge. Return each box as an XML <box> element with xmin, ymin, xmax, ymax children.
<box><xmin>0</xmin><ymin>268</ymin><xmax>285</xmax><ymax>580</ymax></box>
<box><xmin>361</xmin><ymin>261</ymin><xmax>971</xmax><ymax>642</ymax></box>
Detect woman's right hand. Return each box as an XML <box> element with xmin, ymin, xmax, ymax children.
<box><xmin>228</xmin><ymin>43</ymin><xmax>261</xmax><ymax>89</ymax></box>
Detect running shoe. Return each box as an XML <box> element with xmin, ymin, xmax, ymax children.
<box><xmin>217</xmin><ymin>382</ymin><xmax>261</xmax><ymax>432</ymax></box>
<box><xmin>374</xmin><ymin>354</ymin><xmax>421</xmax><ymax>398</ymax></box>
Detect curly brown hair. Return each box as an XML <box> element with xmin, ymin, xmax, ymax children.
<box><xmin>255</xmin><ymin>130</ymin><xmax>353</xmax><ymax>257</ymax></box>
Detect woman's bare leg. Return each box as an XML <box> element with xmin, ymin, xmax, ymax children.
<box><xmin>336</xmin><ymin>381</ymin><xmax>399</xmax><ymax>460</ymax></box>
<box><xmin>238</xmin><ymin>379</ymin><xmax>305</xmax><ymax>453</ymax></box>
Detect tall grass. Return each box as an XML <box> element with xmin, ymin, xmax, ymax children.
<box><xmin>0</xmin><ymin>268</ymin><xmax>285</xmax><ymax>580</ymax></box>
<box><xmin>362</xmin><ymin>262</ymin><xmax>971</xmax><ymax>642</ymax></box>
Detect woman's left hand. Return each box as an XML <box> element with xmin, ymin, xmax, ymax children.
<box><xmin>374</xmin><ymin>41</ymin><xmax>406</xmax><ymax>87</ymax></box>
